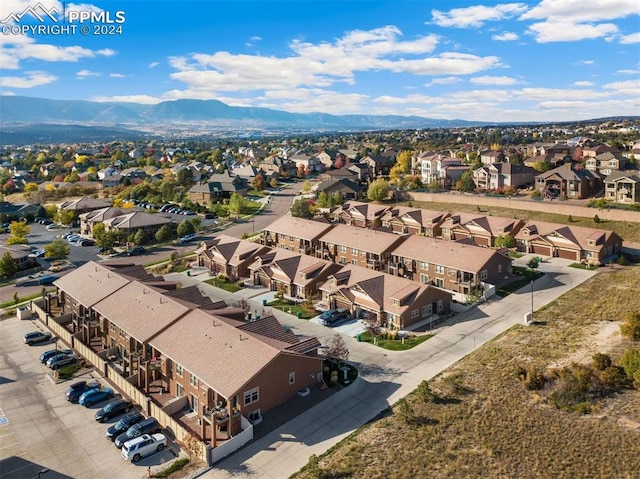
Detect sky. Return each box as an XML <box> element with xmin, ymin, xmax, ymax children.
<box><xmin>0</xmin><ymin>0</ymin><xmax>638</xmax><ymax>123</ymax></box>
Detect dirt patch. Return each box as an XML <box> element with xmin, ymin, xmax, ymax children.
<box><xmin>549</xmin><ymin>320</ymin><xmax>622</xmax><ymax>369</ymax></box>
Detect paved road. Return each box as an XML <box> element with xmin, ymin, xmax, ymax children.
<box><xmin>172</xmin><ymin>257</ymin><xmax>596</xmax><ymax>479</ymax></box>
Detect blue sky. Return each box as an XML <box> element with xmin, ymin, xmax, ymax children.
<box><xmin>0</xmin><ymin>0</ymin><xmax>638</xmax><ymax>122</ymax></box>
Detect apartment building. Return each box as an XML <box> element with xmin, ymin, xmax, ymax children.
<box><xmin>262</xmin><ymin>216</ymin><xmax>334</xmax><ymax>255</ymax></box>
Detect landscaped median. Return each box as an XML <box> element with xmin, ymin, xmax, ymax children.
<box><xmin>266</xmin><ymin>298</ymin><xmax>317</xmax><ymax>319</ymax></box>
<box><xmin>357</xmin><ymin>330</ymin><xmax>434</xmax><ymax>351</ymax></box>
<box><xmin>204</xmin><ymin>275</ymin><xmax>244</xmax><ymax>293</ymax></box>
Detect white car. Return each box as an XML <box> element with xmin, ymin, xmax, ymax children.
<box><xmin>121</xmin><ymin>433</ymin><xmax>167</xmax><ymax>462</ymax></box>
<box><xmin>46</xmin><ymin>223</ymin><xmax>61</xmax><ymax>230</ymax></box>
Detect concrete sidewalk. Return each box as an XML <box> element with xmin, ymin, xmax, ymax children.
<box><xmin>198</xmin><ymin>258</ymin><xmax>596</xmax><ymax>478</ymax></box>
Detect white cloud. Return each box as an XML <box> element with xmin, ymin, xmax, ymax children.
<box><xmin>249</xmin><ymin>36</ymin><xmax>261</xmax><ymax>42</ymax></box>
<box><xmin>109</xmin><ymin>73</ymin><xmax>125</xmax><ymax>78</ymax></box>
<box><xmin>620</xmin><ymin>32</ymin><xmax>640</xmax><ymax>44</ymax></box>
<box><xmin>520</xmin><ymin>0</ymin><xmax>640</xmax><ymax>22</ymax></box>
<box><xmin>431</xmin><ymin>3</ymin><xmax>528</xmax><ymax>28</ymax></box>
<box><xmin>0</xmin><ymin>70</ymin><xmax>57</xmax><ymax>88</ymax></box>
<box><xmin>616</xmin><ymin>68</ymin><xmax>640</xmax><ymax>74</ymax></box>
<box><xmin>424</xmin><ymin>76</ymin><xmax>461</xmax><ymax>87</ymax></box>
<box><xmin>0</xmin><ymin>91</ymin><xmax>16</xmax><ymax>96</ymax></box>
<box><xmin>602</xmin><ymin>79</ymin><xmax>640</xmax><ymax>96</ymax></box>
<box><xmin>470</xmin><ymin>75</ymin><xmax>520</xmax><ymax>85</ymax></box>
<box><xmin>167</xmin><ymin>26</ymin><xmax>502</xmax><ymax>98</ymax></box>
<box><xmin>76</xmin><ymin>69</ymin><xmax>100</xmax><ymax>78</ymax></box>
<box><xmin>520</xmin><ymin>0</ymin><xmax>639</xmax><ymax>43</ymax></box>
<box><xmin>573</xmin><ymin>81</ymin><xmax>594</xmax><ymax>86</ymax></box>
<box><xmin>92</xmin><ymin>94</ymin><xmax>162</xmax><ymax>104</ymax></box>
<box><xmin>492</xmin><ymin>31</ymin><xmax>520</xmax><ymax>41</ymax></box>
<box><xmin>580</xmin><ymin>60</ymin><xmax>595</xmax><ymax>65</ymax></box>
<box><xmin>149</xmin><ymin>62</ymin><xmax>159</xmax><ymax>68</ymax></box>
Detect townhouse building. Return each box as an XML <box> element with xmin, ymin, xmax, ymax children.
<box><xmin>603</xmin><ymin>171</ymin><xmax>640</xmax><ymax>204</ymax></box>
<box><xmin>379</xmin><ymin>206</ymin><xmax>448</xmax><ymax>237</ymax></box>
<box><xmin>332</xmin><ymin>201</ymin><xmax>390</xmax><ymax>228</ymax></box>
<box><xmin>440</xmin><ymin>213</ymin><xmax>523</xmax><ymax>247</ymax></box>
<box><xmin>262</xmin><ymin>216</ymin><xmax>334</xmax><ymax>255</ymax></box>
<box><xmin>196</xmin><ymin>234</ymin><xmax>271</xmax><ymax>279</ymax></box>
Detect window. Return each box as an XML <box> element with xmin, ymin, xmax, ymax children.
<box><xmin>420</xmin><ymin>262</ymin><xmax>429</xmax><ymax>270</ymax></box>
<box><xmin>392</xmin><ymin>298</ymin><xmax>399</xmax><ymax>305</ymax></box>
<box><xmin>289</xmin><ymin>372</ymin><xmax>295</xmax><ymax>385</ymax></box>
<box><xmin>435</xmin><ymin>265</ymin><xmax>445</xmax><ymax>274</ymax></box>
<box><xmin>339</xmin><ymin>257</ymin><xmax>347</xmax><ymax>265</ymax></box>
<box><xmin>481</xmin><ymin>269</ymin><xmax>488</xmax><ymax>280</ymax></box>
<box><xmin>189</xmin><ymin>373</ymin><xmax>198</xmax><ymax>387</ymax></box>
<box><xmin>288</xmin><ymin>235</ymin><xmax>294</xmax><ymax>241</ymax></box>
<box><xmin>176</xmin><ymin>363</ymin><xmax>184</xmax><ymax>377</ymax></box>
<box><xmin>411</xmin><ymin>309</ymin><xmax>419</xmax><ymax>318</ymax></box>
<box><xmin>340</xmin><ymin>246</ymin><xmax>347</xmax><ymax>253</ymax></box>
<box><xmin>422</xmin><ymin>304</ymin><xmax>432</xmax><ymax>317</ymax></box>
<box><xmin>438</xmin><ymin>300</ymin><xmax>443</xmax><ymax>312</ymax></box>
<box><xmin>244</xmin><ymin>387</ymin><xmax>259</xmax><ymax>406</ymax></box>
<box><xmin>119</xmin><ymin>327</ymin><xmax>125</xmax><ymax>337</ymax></box>
<box><xmin>110</xmin><ymin>323</ymin><xmax>116</xmax><ymax>332</ymax></box>
<box><xmin>351</xmin><ymin>248</ymin><xmax>358</xmax><ymax>255</ymax></box>
<box><xmin>176</xmin><ymin>383</ymin><xmax>184</xmax><ymax>397</ymax></box>
<box><xmin>247</xmin><ymin>409</ymin><xmax>261</xmax><ymax>422</ymax></box>
<box><xmin>498</xmin><ymin>264</ymin><xmax>502</xmax><ymax>273</ymax></box>
<box><xmin>435</xmin><ymin>278</ymin><xmax>444</xmax><ymax>288</ymax></box>
<box><xmin>420</xmin><ymin>274</ymin><xmax>429</xmax><ymax>284</ymax></box>
<box><xmin>351</xmin><ymin>259</ymin><xmax>358</xmax><ymax>265</ymax></box>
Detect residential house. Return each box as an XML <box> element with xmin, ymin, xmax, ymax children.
<box><xmin>188</xmin><ymin>171</ymin><xmax>248</xmax><ymax>205</ymax></box>
<box><xmin>604</xmin><ymin>171</ymin><xmax>640</xmax><ymax>204</ymax></box>
<box><xmin>584</xmin><ymin>152</ymin><xmax>627</xmax><ymax>175</ymax></box>
<box><xmin>379</xmin><ymin>206</ymin><xmax>448</xmax><ymax>237</ymax></box>
<box><xmin>318</xmin><ymin>168</ymin><xmax>358</xmax><ymax>183</ymax></box>
<box><xmin>347</xmin><ymin>163</ymin><xmax>371</xmax><ymax>184</ymax></box>
<box><xmin>387</xmin><ymin>235</ymin><xmax>512</xmax><ymax>296</ymax></box>
<box><xmin>316</xmin><ymin>150</ymin><xmax>339</xmax><ymax>169</ymax></box>
<box><xmin>479</xmin><ymin>150</ymin><xmax>504</xmax><ymax>165</ymax></box>
<box><xmin>535</xmin><ymin>163</ymin><xmax>602</xmax><ymax>199</ymax></box>
<box><xmin>290</xmin><ymin>153</ymin><xmax>322</xmax><ymax>173</ymax></box>
<box><xmin>315</xmin><ymin>223</ymin><xmax>406</xmax><ymax>270</ymax></box>
<box><xmin>249</xmin><ymin>249</ymin><xmax>341</xmax><ymax>299</ymax></box>
<box><xmin>514</xmin><ymin>221</ymin><xmax>622</xmax><ymax>264</ymax></box>
<box><xmin>0</xmin><ymin>244</ymin><xmax>36</xmax><ymax>270</ymax></box>
<box><xmin>262</xmin><ymin>216</ymin><xmax>334</xmax><ymax>255</ymax></box>
<box><xmin>474</xmin><ymin>163</ymin><xmax>537</xmax><ymax>190</ymax></box>
<box><xmin>582</xmin><ymin>144</ymin><xmax>620</xmax><ymax>158</ymax></box>
<box><xmin>331</xmin><ymin>201</ymin><xmax>389</xmax><ymax>228</ymax></box>
<box><xmin>102</xmin><ymin>211</ymin><xmax>172</xmax><ymax>242</ymax></box>
<box><xmin>315</xmin><ymin>178</ymin><xmax>363</xmax><ymax>200</ymax></box>
<box><xmin>440</xmin><ymin>213</ymin><xmax>523</xmax><ymax>247</ymax></box>
<box><xmin>0</xmin><ymin>201</ymin><xmax>40</xmax><ymax>220</ymax></box>
<box><xmin>417</xmin><ymin>153</ymin><xmax>464</xmax><ymax>186</ymax></box>
<box><xmin>79</xmin><ymin>207</ymin><xmax>127</xmax><ymax>236</ymax></box>
<box><xmin>261</xmin><ymin>157</ymin><xmax>297</xmax><ymax>179</ymax></box>
<box><xmin>318</xmin><ymin>264</ymin><xmax>452</xmax><ymax>330</ymax></box>
<box><xmin>361</xmin><ymin>155</ymin><xmax>394</xmax><ymax>178</ymax></box>
<box><xmin>196</xmin><ymin>234</ymin><xmax>270</xmax><ymax>279</ymax></box>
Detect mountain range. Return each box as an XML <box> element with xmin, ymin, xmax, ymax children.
<box><xmin>0</xmin><ymin>95</ymin><xmax>481</xmax><ymax>144</ymax></box>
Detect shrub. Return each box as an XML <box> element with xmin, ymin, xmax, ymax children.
<box><xmin>516</xmin><ymin>365</ymin><xmax>546</xmax><ymax>390</ymax></box>
<box><xmin>600</xmin><ymin>366</ymin><xmax>628</xmax><ymax>390</ymax></box>
<box><xmin>593</xmin><ymin>214</ymin><xmax>600</xmax><ymax>224</ymax></box>
<box><xmin>621</xmin><ymin>348</ymin><xmax>640</xmax><ymax>388</ymax></box>
<box><xmin>592</xmin><ymin>352</ymin><xmax>612</xmax><ymax>371</ymax></box>
<box><xmin>530</xmin><ymin>189</ymin><xmax>542</xmax><ymax>198</ymax></box>
<box><xmin>152</xmin><ymin>458</ymin><xmax>189</xmax><ymax>478</ymax></box>
<box><xmin>620</xmin><ymin>311</ymin><xmax>640</xmax><ymax>340</ymax></box>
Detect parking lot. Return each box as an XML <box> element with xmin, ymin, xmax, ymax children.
<box><xmin>0</xmin><ymin>316</ymin><xmax>181</xmax><ymax>479</ymax></box>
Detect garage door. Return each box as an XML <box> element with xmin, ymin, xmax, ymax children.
<box><xmin>532</xmin><ymin>244</ymin><xmax>552</xmax><ymax>257</ymax></box>
<box><xmin>474</xmin><ymin>236</ymin><xmax>490</xmax><ymax>247</ymax></box>
<box><xmin>558</xmin><ymin>248</ymin><xmax>580</xmax><ymax>260</ymax></box>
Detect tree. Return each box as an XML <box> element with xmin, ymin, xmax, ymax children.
<box><xmin>155</xmin><ymin>224</ymin><xmax>174</xmax><ymax>243</ymax></box>
<box><xmin>389</xmin><ymin>150</ymin><xmax>412</xmax><ymax>182</ymax></box>
<box><xmin>333</xmin><ymin>156</ymin><xmax>345</xmax><ymax>169</ymax></box>
<box><xmin>177</xmin><ymin>168</ymin><xmax>194</xmax><ymax>187</ymax></box>
<box><xmin>527</xmin><ymin>257</ymin><xmax>540</xmax><ymax>271</ymax></box>
<box><xmin>252</xmin><ymin>174</ymin><xmax>266</xmax><ymax>191</ymax></box>
<box><xmin>0</xmin><ymin>252</ymin><xmax>17</xmax><ymax>278</ymax></box>
<box><xmin>96</xmin><ymin>230</ymin><xmax>118</xmax><ymax>252</ymax></box>
<box><xmin>269</xmin><ymin>177</ymin><xmax>278</xmax><ymax>188</ymax></box>
<box><xmin>455</xmin><ymin>170</ymin><xmax>476</xmax><ymax>192</ymax></box>
<box><xmin>56</xmin><ymin>209</ymin><xmax>77</xmax><ymax>227</ymax></box>
<box><xmin>228</xmin><ymin>192</ymin><xmax>247</xmax><ymax>216</ymax></box>
<box><xmin>133</xmin><ymin>229</ymin><xmax>149</xmax><ymax>246</ymax></box>
<box><xmin>621</xmin><ymin>311</ymin><xmax>640</xmax><ymax>341</ymax></box>
<box><xmin>621</xmin><ymin>348</ymin><xmax>640</xmax><ymax>388</ymax></box>
<box><xmin>396</xmin><ymin>398</ymin><xmax>415</xmax><ymax>425</ymax></box>
<box><xmin>317</xmin><ymin>191</ymin><xmax>330</xmax><ymax>208</ymax></box>
<box><xmin>92</xmin><ymin>222</ymin><xmax>106</xmax><ymax>241</ymax></box>
<box><xmin>367</xmin><ymin>178</ymin><xmax>391</xmax><ymax>201</ymax></box>
<box><xmin>44</xmin><ymin>238</ymin><xmax>70</xmax><ymax>259</ymax></box>
<box><xmin>302</xmin><ymin>181</ymin><xmax>312</xmax><ymax>194</ymax></box>
<box><xmin>177</xmin><ymin>220</ymin><xmax>196</xmax><ymax>237</ymax></box>
<box><xmin>323</xmin><ymin>333</ymin><xmax>350</xmax><ymax>364</ymax></box>
<box><xmin>290</xmin><ymin>198</ymin><xmax>312</xmax><ymax>218</ymax></box>
<box><xmin>495</xmin><ymin>235</ymin><xmax>516</xmax><ymax>248</ymax></box>
<box><xmin>416</xmin><ymin>379</ymin><xmax>437</xmax><ymax>403</ymax></box>
<box><xmin>24</xmin><ymin>183</ymin><xmax>38</xmax><ymax>193</ymax></box>
<box><xmin>9</xmin><ymin>221</ymin><xmax>30</xmax><ymax>238</ymax></box>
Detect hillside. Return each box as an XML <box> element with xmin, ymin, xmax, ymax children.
<box><xmin>293</xmin><ymin>265</ymin><xmax>640</xmax><ymax>479</ymax></box>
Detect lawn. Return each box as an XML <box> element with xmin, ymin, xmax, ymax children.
<box><xmin>358</xmin><ymin>331</ymin><xmax>434</xmax><ymax>351</ymax></box>
<box><xmin>293</xmin><ymin>264</ymin><xmax>640</xmax><ymax>479</ymax></box>
<box><xmin>267</xmin><ymin>299</ymin><xmax>316</xmax><ymax>319</ymax></box>
<box><xmin>204</xmin><ymin>277</ymin><xmax>243</xmax><ymax>293</ymax></box>
<box><xmin>496</xmin><ymin>266</ymin><xmax>545</xmax><ymax>297</ymax></box>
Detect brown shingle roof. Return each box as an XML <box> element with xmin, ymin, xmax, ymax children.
<box><xmin>53</xmin><ymin>261</ymin><xmax>131</xmax><ymax>307</ymax></box>
<box><xmin>318</xmin><ymin>223</ymin><xmax>405</xmax><ymax>254</ymax></box>
<box><xmin>149</xmin><ymin>309</ymin><xmax>281</xmax><ymax>398</ymax></box>
<box><xmin>264</xmin><ymin>216</ymin><xmax>334</xmax><ymax>242</ymax></box>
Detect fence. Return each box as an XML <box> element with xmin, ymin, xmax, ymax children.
<box><xmin>106</xmin><ymin>364</ymin><xmax>147</xmax><ymax>407</ymax></box>
<box><xmin>73</xmin><ymin>335</ymin><xmax>106</xmax><ymax>372</ymax></box>
<box><xmin>48</xmin><ymin>314</ymin><xmax>74</xmax><ymax>347</ymax></box>
<box><xmin>30</xmin><ymin>298</ymin><xmax>47</xmax><ymax>322</ymax></box>
<box><xmin>208</xmin><ymin>416</ymin><xmax>253</xmax><ymax>465</ymax></box>
<box><xmin>148</xmin><ymin>399</ymin><xmax>196</xmax><ymax>445</ymax></box>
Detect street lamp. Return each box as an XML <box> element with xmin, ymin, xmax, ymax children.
<box><xmin>530</xmin><ymin>279</ymin><xmax>534</xmax><ymax>323</ymax></box>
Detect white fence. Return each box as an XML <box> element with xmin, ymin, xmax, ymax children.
<box><xmin>209</xmin><ymin>416</ymin><xmax>254</xmax><ymax>465</ymax></box>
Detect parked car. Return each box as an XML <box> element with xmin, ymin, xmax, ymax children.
<box><xmin>79</xmin><ymin>239</ymin><xmax>96</xmax><ymax>246</ymax></box>
<box><xmin>106</xmin><ymin>412</ymin><xmax>145</xmax><ymax>441</ymax></box>
<box><xmin>127</xmin><ymin>246</ymin><xmax>145</xmax><ymax>256</ymax></box>
<box><xmin>38</xmin><ymin>274</ymin><xmax>59</xmax><ymax>285</ymax></box>
<box><xmin>65</xmin><ymin>379</ymin><xmax>101</xmax><ymax>403</ymax></box>
<box><xmin>114</xmin><ymin>417</ymin><xmax>161</xmax><ymax>448</ymax></box>
<box><xmin>46</xmin><ymin>223</ymin><xmax>61</xmax><ymax>230</ymax></box>
<box><xmin>40</xmin><ymin>219</ymin><xmax>54</xmax><ymax>226</ymax></box>
<box><xmin>39</xmin><ymin>348</ymin><xmax>73</xmax><ymax>364</ymax></box>
<box><xmin>47</xmin><ymin>353</ymin><xmax>78</xmax><ymax>370</ymax></box>
<box><xmin>318</xmin><ymin>308</ymin><xmax>349</xmax><ymax>326</ymax></box>
<box><xmin>24</xmin><ymin>330</ymin><xmax>52</xmax><ymax>345</ymax></box>
<box><xmin>79</xmin><ymin>386</ymin><xmax>114</xmax><ymax>407</ymax></box>
<box><xmin>95</xmin><ymin>399</ymin><xmax>133</xmax><ymax>422</ymax></box>
<box><xmin>177</xmin><ymin>233</ymin><xmax>197</xmax><ymax>244</ymax></box>
<box><xmin>121</xmin><ymin>433</ymin><xmax>167</xmax><ymax>462</ymax></box>
<box><xmin>31</xmin><ymin>249</ymin><xmax>46</xmax><ymax>258</ymax></box>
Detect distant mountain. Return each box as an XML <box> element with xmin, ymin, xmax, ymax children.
<box><xmin>0</xmin><ymin>95</ymin><xmax>480</xmax><ymax>135</ymax></box>
<box><xmin>0</xmin><ymin>123</ymin><xmax>148</xmax><ymax>144</ymax></box>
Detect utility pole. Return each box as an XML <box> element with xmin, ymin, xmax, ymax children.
<box><xmin>530</xmin><ymin>279</ymin><xmax>534</xmax><ymax>323</ymax></box>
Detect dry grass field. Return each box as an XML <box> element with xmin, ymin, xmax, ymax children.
<box><xmin>408</xmin><ymin>199</ymin><xmax>640</xmax><ymax>243</ymax></box>
<box><xmin>294</xmin><ymin>265</ymin><xmax>640</xmax><ymax>479</ymax></box>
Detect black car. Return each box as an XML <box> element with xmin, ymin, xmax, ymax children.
<box><xmin>106</xmin><ymin>412</ymin><xmax>145</xmax><ymax>441</ymax></box>
<box><xmin>65</xmin><ymin>379</ymin><xmax>101</xmax><ymax>403</ymax></box>
<box><xmin>95</xmin><ymin>399</ymin><xmax>133</xmax><ymax>423</ymax></box>
<box><xmin>127</xmin><ymin>246</ymin><xmax>145</xmax><ymax>256</ymax></box>
<box><xmin>40</xmin><ymin>348</ymin><xmax>73</xmax><ymax>364</ymax></box>
<box><xmin>114</xmin><ymin>417</ymin><xmax>161</xmax><ymax>448</ymax></box>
